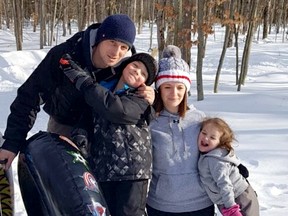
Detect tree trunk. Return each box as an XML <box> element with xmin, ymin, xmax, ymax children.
<box><xmin>11</xmin><ymin>0</ymin><xmax>23</xmax><ymax>50</ymax></box>
<box><xmin>280</xmin><ymin>0</ymin><xmax>287</xmax><ymax>42</ymax></box>
<box><xmin>62</xmin><ymin>0</ymin><xmax>68</xmax><ymax>36</ymax></box>
<box><xmin>174</xmin><ymin>0</ymin><xmax>182</xmax><ymax>47</ymax></box>
<box><xmin>196</xmin><ymin>0</ymin><xmax>205</xmax><ymax>101</ymax></box>
<box><xmin>49</xmin><ymin>0</ymin><xmax>58</xmax><ymax>46</ymax></box>
<box><xmin>148</xmin><ymin>0</ymin><xmax>155</xmax><ymax>51</ymax></box>
<box><xmin>268</xmin><ymin>0</ymin><xmax>275</xmax><ymax>34</ymax></box>
<box><xmin>262</xmin><ymin>1</ymin><xmax>270</xmax><ymax>39</ymax></box>
<box><xmin>241</xmin><ymin>0</ymin><xmax>250</xmax><ymax>34</ymax></box>
<box><xmin>275</xmin><ymin>0</ymin><xmax>284</xmax><ymax>34</ymax></box>
<box><xmin>234</xmin><ymin>24</ymin><xmax>240</xmax><ymax>85</ymax></box>
<box><xmin>77</xmin><ymin>0</ymin><xmax>86</xmax><ymax>31</ymax></box>
<box><xmin>238</xmin><ymin>0</ymin><xmax>258</xmax><ymax>90</ymax></box>
<box><xmin>33</xmin><ymin>0</ymin><xmax>39</xmax><ymax>32</ymax></box>
<box><xmin>0</xmin><ymin>0</ymin><xmax>2</xmax><ymax>29</ymax></box>
<box><xmin>181</xmin><ymin>0</ymin><xmax>193</xmax><ymax>67</ymax></box>
<box><xmin>137</xmin><ymin>0</ymin><xmax>144</xmax><ymax>34</ymax></box>
<box><xmin>3</xmin><ymin>0</ymin><xmax>11</xmax><ymax>29</ymax></box>
<box><xmin>156</xmin><ymin>0</ymin><xmax>166</xmax><ymax>59</ymax></box>
<box><xmin>39</xmin><ymin>0</ymin><xmax>46</xmax><ymax>49</ymax></box>
<box><xmin>214</xmin><ymin>1</ymin><xmax>234</xmax><ymax>93</ymax></box>
<box><xmin>166</xmin><ymin>0</ymin><xmax>175</xmax><ymax>45</ymax></box>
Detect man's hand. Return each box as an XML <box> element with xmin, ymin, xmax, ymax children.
<box><xmin>59</xmin><ymin>54</ymin><xmax>92</xmax><ymax>90</ymax></box>
<box><xmin>136</xmin><ymin>84</ymin><xmax>155</xmax><ymax>105</ymax></box>
<box><xmin>0</xmin><ymin>149</ymin><xmax>16</xmax><ymax>170</ymax></box>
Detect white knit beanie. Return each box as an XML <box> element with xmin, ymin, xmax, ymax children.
<box><xmin>155</xmin><ymin>45</ymin><xmax>191</xmax><ymax>90</ymax></box>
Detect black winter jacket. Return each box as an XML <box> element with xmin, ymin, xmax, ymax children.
<box><xmin>77</xmin><ymin>80</ymin><xmax>154</xmax><ymax>181</ymax></box>
<box><xmin>2</xmin><ymin>24</ymin><xmax>118</xmax><ymax>154</ymax></box>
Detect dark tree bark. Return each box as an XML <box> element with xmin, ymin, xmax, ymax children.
<box><xmin>11</xmin><ymin>0</ymin><xmax>23</xmax><ymax>50</ymax></box>
<box><xmin>238</xmin><ymin>0</ymin><xmax>258</xmax><ymax>91</ymax></box>
<box><xmin>196</xmin><ymin>0</ymin><xmax>205</xmax><ymax>101</ymax></box>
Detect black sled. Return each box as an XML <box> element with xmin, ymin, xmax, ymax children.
<box><xmin>18</xmin><ymin>131</ymin><xmax>110</xmax><ymax>216</ymax></box>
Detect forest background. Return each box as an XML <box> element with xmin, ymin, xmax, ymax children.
<box><xmin>1</xmin><ymin>0</ymin><xmax>288</xmax><ymax>100</ymax></box>
<box><xmin>1</xmin><ymin>0</ymin><xmax>288</xmax><ymax>215</ymax></box>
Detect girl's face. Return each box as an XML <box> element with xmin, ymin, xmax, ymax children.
<box><xmin>121</xmin><ymin>61</ymin><xmax>148</xmax><ymax>88</ymax></box>
<box><xmin>159</xmin><ymin>82</ymin><xmax>186</xmax><ymax>114</ymax></box>
<box><xmin>198</xmin><ymin>123</ymin><xmax>222</xmax><ymax>153</ymax></box>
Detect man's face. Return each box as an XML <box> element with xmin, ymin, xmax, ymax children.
<box><xmin>92</xmin><ymin>40</ymin><xmax>130</xmax><ymax>68</ymax></box>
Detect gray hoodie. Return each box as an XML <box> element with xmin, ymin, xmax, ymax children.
<box><xmin>198</xmin><ymin>148</ymin><xmax>249</xmax><ymax>208</ymax></box>
<box><xmin>147</xmin><ymin>106</ymin><xmax>213</xmax><ymax>212</ymax></box>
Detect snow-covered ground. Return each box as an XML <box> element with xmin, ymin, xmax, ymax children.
<box><xmin>0</xmin><ymin>23</ymin><xmax>288</xmax><ymax>215</ymax></box>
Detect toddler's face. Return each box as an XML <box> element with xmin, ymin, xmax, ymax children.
<box><xmin>198</xmin><ymin>123</ymin><xmax>222</xmax><ymax>153</ymax></box>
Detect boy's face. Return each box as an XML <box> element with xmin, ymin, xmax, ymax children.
<box><xmin>198</xmin><ymin>123</ymin><xmax>222</xmax><ymax>153</ymax></box>
<box><xmin>92</xmin><ymin>40</ymin><xmax>129</xmax><ymax>68</ymax></box>
<box><xmin>122</xmin><ymin>61</ymin><xmax>148</xmax><ymax>88</ymax></box>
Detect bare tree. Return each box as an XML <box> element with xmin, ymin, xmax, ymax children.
<box><xmin>165</xmin><ymin>0</ymin><xmax>176</xmax><ymax>45</ymax></box>
<box><xmin>148</xmin><ymin>0</ymin><xmax>156</xmax><ymax>51</ymax></box>
<box><xmin>214</xmin><ymin>0</ymin><xmax>235</xmax><ymax>93</ymax></box>
<box><xmin>0</xmin><ymin>0</ymin><xmax>2</xmax><ymax>29</ymax></box>
<box><xmin>33</xmin><ymin>0</ymin><xmax>39</xmax><ymax>32</ymax></box>
<box><xmin>77</xmin><ymin>0</ymin><xmax>86</xmax><ymax>31</ymax></box>
<box><xmin>275</xmin><ymin>0</ymin><xmax>285</xmax><ymax>34</ymax></box>
<box><xmin>61</xmin><ymin>0</ymin><xmax>68</xmax><ymax>36</ymax></box>
<box><xmin>155</xmin><ymin>0</ymin><xmax>166</xmax><ymax>58</ymax></box>
<box><xmin>180</xmin><ymin>0</ymin><xmax>194</xmax><ymax>67</ymax></box>
<box><xmin>3</xmin><ymin>0</ymin><xmax>11</xmax><ymax>29</ymax></box>
<box><xmin>238</xmin><ymin>0</ymin><xmax>259</xmax><ymax>91</ymax></box>
<box><xmin>11</xmin><ymin>0</ymin><xmax>23</xmax><ymax>50</ymax></box>
<box><xmin>137</xmin><ymin>0</ymin><xmax>144</xmax><ymax>34</ymax></box>
<box><xmin>268</xmin><ymin>0</ymin><xmax>276</xmax><ymax>34</ymax></box>
<box><xmin>262</xmin><ymin>0</ymin><xmax>270</xmax><ymax>39</ymax></box>
<box><xmin>39</xmin><ymin>0</ymin><xmax>47</xmax><ymax>49</ymax></box>
<box><xmin>281</xmin><ymin>0</ymin><xmax>287</xmax><ymax>42</ymax></box>
<box><xmin>48</xmin><ymin>0</ymin><xmax>58</xmax><ymax>46</ymax></box>
<box><xmin>196</xmin><ymin>0</ymin><xmax>205</xmax><ymax>101</ymax></box>
<box><xmin>233</xmin><ymin>0</ymin><xmax>243</xmax><ymax>85</ymax></box>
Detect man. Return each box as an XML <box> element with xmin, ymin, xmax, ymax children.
<box><xmin>0</xmin><ymin>14</ymin><xmax>155</xmax><ymax>170</ymax></box>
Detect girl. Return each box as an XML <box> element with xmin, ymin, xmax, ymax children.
<box><xmin>146</xmin><ymin>45</ymin><xmax>215</xmax><ymax>216</ymax></box>
<box><xmin>198</xmin><ymin>117</ymin><xmax>259</xmax><ymax>216</ymax></box>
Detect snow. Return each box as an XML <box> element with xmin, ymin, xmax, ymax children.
<box><xmin>0</xmin><ymin>23</ymin><xmax>288</xmax><ymax>215</ymax></box>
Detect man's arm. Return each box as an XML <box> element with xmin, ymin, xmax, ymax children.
<box><xmin>0</xmin><ymin>46</ymin><xmax>64</xmax><ymax>170</ymax></box>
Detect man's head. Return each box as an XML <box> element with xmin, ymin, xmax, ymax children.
<box><xmin>92</xmin><ymin>14</ymin><xmax>136</xmax><ymax>68</ymax></box>
<box><xmin>95</xmin><ymin>14</ymin><xmax>136</xmax><ymax>49</ymax></box>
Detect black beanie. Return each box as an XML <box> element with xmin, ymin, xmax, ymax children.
<box><xmin>117</xmin><ymin>53</ymin><xmax>158</xmax><ymax>86</ymax></box>
<box><xmin>94</xmin><ymin>14</ymin><xmax>136</xmax><ymax>49</ymax></box>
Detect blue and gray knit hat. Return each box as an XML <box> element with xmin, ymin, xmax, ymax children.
<box><xmin>155</xmin><ymin>45</ymin><xmax>191</xmax><ymax>90</ymax></box>
<box><xmin>94</xmin><ymin>14</ymin><xmax>136</xmax><ymax>49</ymax></box>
